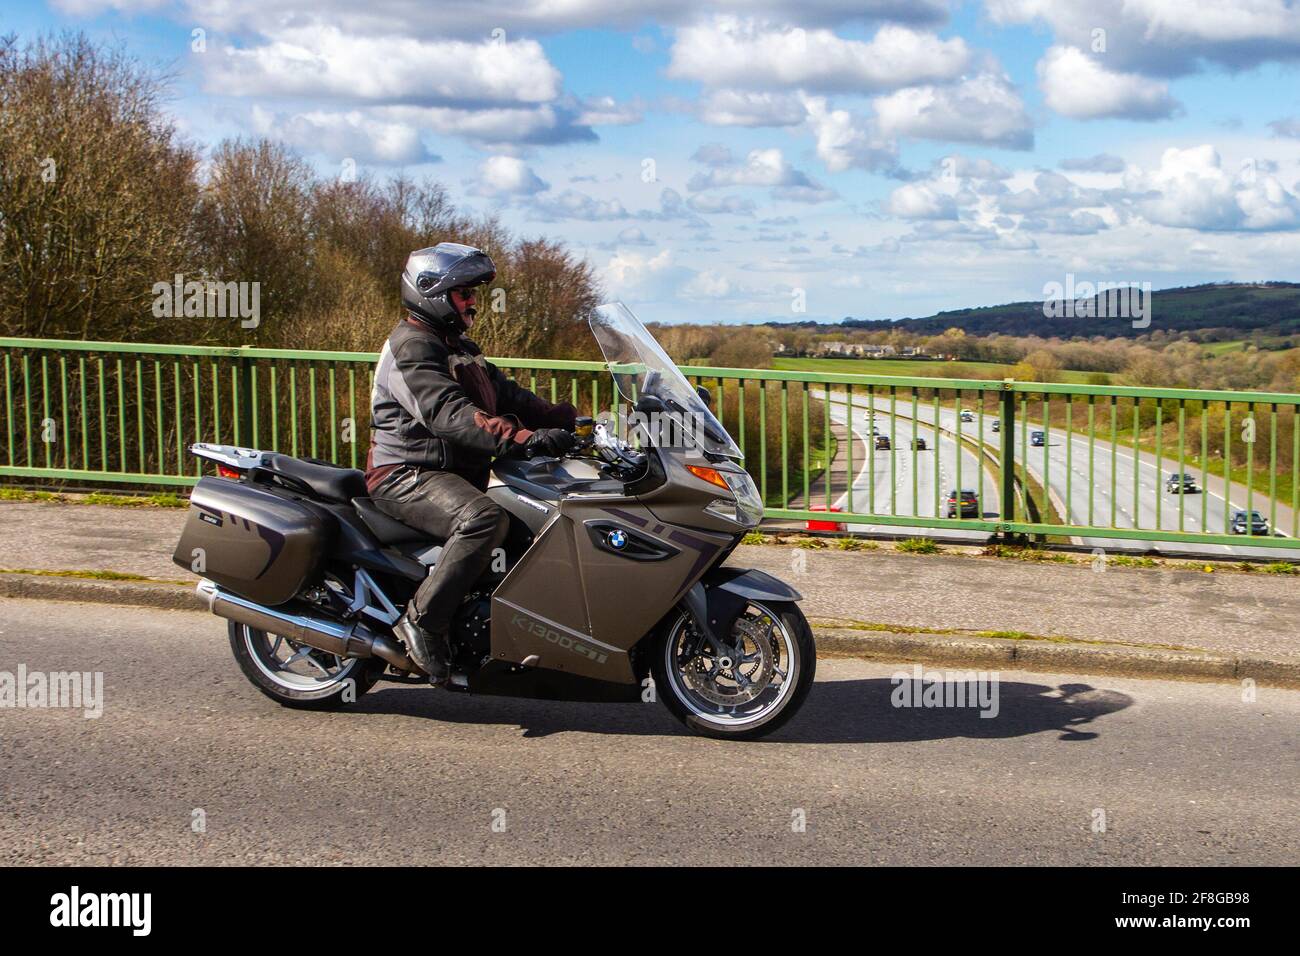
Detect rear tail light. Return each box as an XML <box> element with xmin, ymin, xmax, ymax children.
<box><xmin>216</xmin><ymin>465</ymin><xmax>243</xmax><ymax>480</ymax></box>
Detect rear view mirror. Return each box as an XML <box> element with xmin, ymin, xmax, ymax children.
<box><xmin>695</xmin><ymin>384</ymin><xmax>713</xmax><ymax>407</ymax></box>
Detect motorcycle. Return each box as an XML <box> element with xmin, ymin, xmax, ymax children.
<box><xmin>173</xmin><ymin>302</ymin><xmax>815</xmax><ymax>739</ymax></box>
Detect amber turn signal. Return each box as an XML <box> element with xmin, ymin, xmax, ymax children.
<box><xmin>686</xmin><ymin>464</ymin><xmax>730</xmax><ymax>489</ymax></box>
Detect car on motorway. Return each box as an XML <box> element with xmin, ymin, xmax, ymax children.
<box><xmin>911</xmin><ymin>437</ymin><xmax>927</xmax><ymax>450</ymax></box>
<box><xmin>1030</xmin><ymin>430</ymin><xmax>1045</xmax><ymax>446</ymax></box>
<box><xmin>945</xmin><ymin>488</ymin><xmax>980</xmax><ymax>518</ymax></box>
<box><xmin>875</xmin><ymin>434</ymin><xmax>891</xmax><ymax>450</ymax></box>
<box><xmin>991</xmin><ymin>419</ymin><xmax>1000</xmax><ymax>432</ymax></box>
<box><xmin>1165</xmin><ymin>472</ymin><xmax>1198</xmax><ymax>494</ymax></box>
<box><xmin>959</xmin><ymin>409</ymin><xmax>975</xmax><ymax>423</ymax></box>
<box><xmin>1230</xmin><ymin>509</ymin><xmax>1270</xmax><ymax>535</ymax></box>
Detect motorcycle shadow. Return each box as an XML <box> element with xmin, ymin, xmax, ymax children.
<box><xmin>354</xmin><ymin>676</ymin><xmax>1134</xmax><ymax>744</ymax></box>
<box><xmin>778</xmin><ymin>677</ymin><xmax>1134</xmax><ymax>744</ymax></box>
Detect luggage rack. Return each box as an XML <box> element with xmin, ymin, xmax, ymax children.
<box><xmin>190</xmin><ymin>443</ymin><xmax>269</xmax><ymax>471</ymax></box>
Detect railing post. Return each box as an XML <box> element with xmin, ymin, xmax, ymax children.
<box><xmin>1000</xmin><ymin>379</ymin><xmax>1016</xmax><ymax>539</ymax></box>
<box><xmin>236</xmin><ymin>348</ymin><xmax>253</xmax><ymax>449</ymax></box>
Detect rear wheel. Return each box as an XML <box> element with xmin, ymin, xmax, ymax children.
<box><xmin>227</xmin><ymin>621</ymin><xmax>384</xmax><ymax>710</ymax></box>
<box><xmin>651</xmin><ymin>600</ymin><xmax>815</xmax><ymax>740</ymax></box>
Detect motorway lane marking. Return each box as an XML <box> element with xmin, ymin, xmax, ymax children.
<box><xmin>824</xmin><ymin>392</ymin><xmax>998</xmax><ymax>538</ymax></box>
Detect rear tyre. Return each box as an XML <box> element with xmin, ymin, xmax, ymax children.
<box><xmin>228</xmin><ymin>621</ymin><xmax>384</xmax><ymax>710</ymax></box>
<box><xmin>651</xmin><ymin>600</ymin><xmax>815</xmax><ymax>741</ymax></box>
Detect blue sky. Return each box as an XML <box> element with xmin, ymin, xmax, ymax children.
<box><xmin>9</xmin><ymin>0</ymin><xmax>1300</xmax><ymax>325</ymax></box>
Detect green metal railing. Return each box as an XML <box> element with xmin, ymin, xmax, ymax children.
<box><xmin>2</xmin><ymin>337</ymin><xmax>1298</xmax><ymax>552</ymax></box>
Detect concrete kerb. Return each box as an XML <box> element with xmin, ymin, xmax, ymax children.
<box><xmin>4</xmin><ymin>572</ymin><xmax>1296</xmax><ymax>689</ymax></box>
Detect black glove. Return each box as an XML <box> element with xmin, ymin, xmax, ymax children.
<box><xmin>524</xmin><ymin>427</ymin><xmax>577</xmax><ymax>459</ymax></box>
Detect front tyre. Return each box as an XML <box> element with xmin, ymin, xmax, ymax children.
<box><xmin>228</xmin><ymin>621</ymin><xmax>384</xmax><ymax>710</ymax></box>
<box><xmin>651</xmin><ymin>600</ymin><xmax>815</xmax><ymax>740</ymax></box>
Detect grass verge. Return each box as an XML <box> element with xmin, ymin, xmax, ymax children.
<box><xmin>811</xmin><ymin>616</ymin><xmax>1199</xmax><ymax>652</ymax></box>
<box><xmin>0</xmin><ymin>488</ymin><xmax>188</xmax><ymax>508</ymax></box>
<box><xmin>0</xmin><ymin>566</ymin><xmax>188</xmax><ymax>584</ymax></box>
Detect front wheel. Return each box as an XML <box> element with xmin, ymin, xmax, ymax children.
<box><xmin>651</xmin><ymin>600</ymin><xmax>815</xmax><ymax>740</ymax></box>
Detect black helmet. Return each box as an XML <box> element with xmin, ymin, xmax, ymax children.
<box><xmin>400</xmin><ymin>242</ymin><xmax>497</xmax><ymax>335</ymax></box>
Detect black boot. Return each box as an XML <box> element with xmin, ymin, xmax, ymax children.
<box><xmin>394</xmin><ymin>613</ymin><xmax>451</xmax><ymax>686</ymax></box>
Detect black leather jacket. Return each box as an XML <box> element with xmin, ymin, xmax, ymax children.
<box><xmin>366</xmin><ymin>317</ymin><xmax>576</xmax><ymax>489</ymax></box>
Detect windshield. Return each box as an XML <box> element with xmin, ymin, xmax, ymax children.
<box><xmin>590</xmin><ymin>302</ymin><xmax>742</xmax><ymax>458</ymax></box>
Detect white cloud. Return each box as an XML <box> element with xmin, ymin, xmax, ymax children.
<box><xmin>687</xmin><ymin>194</ymin><xmax>758</xmax><ymax>215</ymax></box>
<box><xmin>210</xmin><ymin>28</ymin><xmax>560</xmax><ymax>105</ymax></box>
<box><xmin>697</xmin><ymin>90</ymin><xmax>807</xmax><ymax>127</ymax></box>
<box><xmin>935</xmin><ymin>154</ymin><xmax>1013</xmax><ymax>180</ymax></box>
<box><xmin>59</xmin><ymin>0</ymin><xmax>952</xmax><ymax>38</ymax></box>
<box><xmin>683</xmin><ymin>272</ymin><xmax>733</xmax><ymax>299</ymax></box>
<box><xmin>576</xmin><ymin>96</ymin><xmax>643</xmax><ymax>126</ymax></box>
<box><xmin>470</xmin><ymin>156</ymin><xmax>549</xmax><ymax>197</ymax></box>
<box><xmin>998</xmin><ymin>171</ymin><xmax>1105</xmax><ymax>215</ymax></box>
<box><xmin>528</xmin><ymin>186</ymin><xmax>710</xmax><ymax>224</ymax></box>
<box><xmin>1269</xmin><ymin>117</ymin><xmax>1300</xmax><ymax>139</ymax></box>
<box><xmin>530</xmin><ymin>189</ymin><xmax>630</xmax><ymax>221</ymax></box>
<box><xmin>1123</xmin><ymin>145</ymin><xmax>1300</xmax><ymax>231</ymax></box>
<box><xmin>692</xmin><ymin>143</ymin><xmax>735</xmax><ymax>167</ymax></box>
<box><xmin>780</xmin><ymin>183</ymin><xmax>840</xmax><ymax>204</ymax></box>
<box><xmin>1019</xmin><ymin>211</ymin><xmax>1108</xmax><ymax>234</ymax></box>
<box><xmin>49</xmin><ymin>0</ymin><xmax>167</xmax><ymax>12</ymax></box>
<box><xmin>988</xmin><ymin>0</ymin><xmax>1300</xmax><ymax>75</ymax></box>
<box><xmin>602</xmin><ymin>248</ymin><xmax>690</xmax><ymax>300</ymax></box>
<box><xmin>376</xmin><ymin>104</ymin><xmax>595</xmax><ymax>147</ymax></box>
<box><xmin>802</xmin><ymin>95</ymin><xmax>900</xmax><ymax>174</ymax></box>
<box><xmin>249</xmin><ymin>105</ymin><xmax>433</xmax><ymax>164</ymax></box>
<box><xmin>1037</xmin><ymin>46</ymin><xmax>1178</xmax><ymax>120</ymax></box>
<box><xmin>688</xmin><ymin>147</ymin><xmax>821</xmax><ymax>190</ymax></box>
<box><xmin>615</xmin><ymin>226</ymin><xmax>655</xmax><ymax>246</ymax></box>
<box><xmin>887</xmin><ymin>182</ymin><xmax>959</xmax><ymax>219</ymax></box>
<box><xmin>873</xmin><ymin>72</ymin><xmax>1033</xmax><ymax>148</ymax></box>
<box><xmin>668</xmin><ymin>18</ymin><xmax>970</xmax><ymax>92</ymax></box>
<box><xmin>1060</xmin><ymin>153</ymin><xmax>1127</xmax><ymax>173</ymax></box>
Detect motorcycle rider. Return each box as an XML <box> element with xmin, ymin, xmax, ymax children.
<box><xmin>367</xmin><ymin>243</ymin><xmax>578</xmax><ymax>685</ymax></box>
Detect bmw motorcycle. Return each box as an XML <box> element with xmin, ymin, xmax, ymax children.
<box><xmin>174</xmin><ymin>302</ymin><xmax>815</xmax><ymax>739</ymax></box>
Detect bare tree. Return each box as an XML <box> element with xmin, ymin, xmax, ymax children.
<box><xmin>193</xmin><ymin>139</ymin><xmax>316</xmax><ymax>342</ymax></box>
<box><xmin>0</xmin><ymin>32</ymin><xmax>200</xmax><ymax>339</ymax></box>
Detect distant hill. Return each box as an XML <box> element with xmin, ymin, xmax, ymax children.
<box><xmin>842</xmin><ymin>282</ymin><xmax>1300</xmax><ymax>340</ymax></box>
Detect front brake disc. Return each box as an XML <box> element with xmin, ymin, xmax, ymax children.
<box><xmin>682</xmin><ymin>616</ymin><xmax>774</xmax><ymax>707</ymax></box>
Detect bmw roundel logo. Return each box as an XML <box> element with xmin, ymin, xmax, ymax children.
<box><xmin>606</xmin><ymin>529</ymin><xmax>628</xmax><ymax>550</ymax></box>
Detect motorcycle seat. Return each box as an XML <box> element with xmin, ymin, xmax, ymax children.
<box><xmin>262</xmin><ymin>453</ymin><xmax>367</xmax><ymax>505</ymax></box>
<box><xmin>353</xmin><ymin>495</ymin><xmax>434</xmax><ymax>547</ymax></box>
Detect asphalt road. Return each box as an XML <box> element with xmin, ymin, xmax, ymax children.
<box><xmin>2</xmin><ymin>598</ymin><xmax>1295</xmax><ymax>865</ymax></box>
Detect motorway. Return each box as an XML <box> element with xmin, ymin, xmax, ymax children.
<box><xmin>823</xmin><ymin>394</ymin><xmax>1000</xmax><ymax>544</ymax></box>
<box><xmin>824</xmin><ymin>390</ymin><xmax>1293</xmax><ymax>558</ymax></box>
<box><xmin>1</xmin><ymin>599</ymin><xmax>1296</xmax><ymax>865</ymax></box>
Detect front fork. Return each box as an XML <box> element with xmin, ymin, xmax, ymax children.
<box><xmin>681</xmin><ymin>581</ymin><xmax>737</xmax><ymax>659</ymax></box>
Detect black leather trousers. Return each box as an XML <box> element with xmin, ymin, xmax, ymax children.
<box><xmin>370</xmin><ymin>466</ymin><xmax>509</xmax><ymax>635</ymax></box>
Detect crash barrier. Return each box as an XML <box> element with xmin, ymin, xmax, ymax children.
<box><xmin>2</xmin><ymin>336</ymin><xmax>1297</xmax><ymax>550</ymax></box>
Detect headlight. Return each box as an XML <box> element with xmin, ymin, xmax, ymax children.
<box><xmin>719</xmin><ymin>469</ymin><xmax>763</xmax><ymax>528</ymax></box>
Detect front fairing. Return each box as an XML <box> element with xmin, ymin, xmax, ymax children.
<box><xmin>586</xmin><ymin>302</ymin><xmax>761</xmax><ymax>530</ymax></box>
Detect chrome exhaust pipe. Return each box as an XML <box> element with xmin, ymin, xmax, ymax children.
<box><xmin>196</xmin><ymin>579</ymin><xmax>420</xmax><ymax>674</ymax></box>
